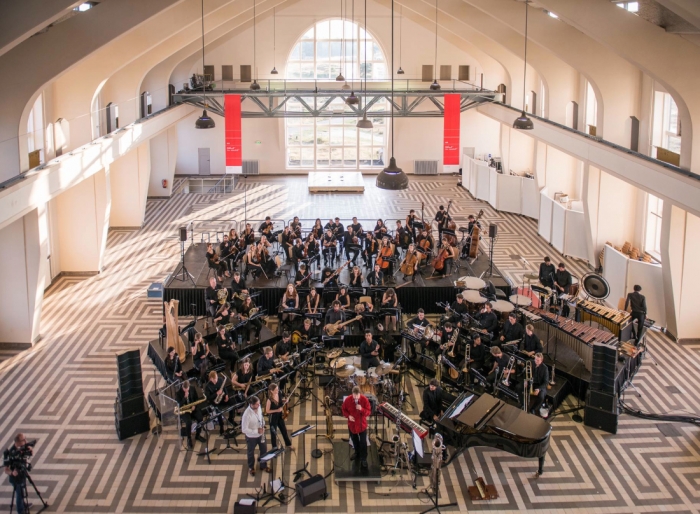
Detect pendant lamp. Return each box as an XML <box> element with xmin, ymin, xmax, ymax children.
<box><xmin>270</xmin><ymin>7</ymin><xmax>278</xmax><ymax>74</ymax></box>
<box><xmin>513</xmin><ymin>1</ymin><xmax>533</xmax><ymax>130</ymax></box>
<box><xmin>336</xmin><ymin>0</ymin><xmax>346</xmax><ymax>81</ymax></box>
<box><xmin>251</xmin><ymin>0</ymin><xmax>260</xmax><ymax>90</ymax></box>
<box><xmin>356</xmin><ymin>0</ymin><xmax>372</xmax><ymax>127</ymax></box>
<box><xmin>430</xmin><ymin>0</ymin><xmax>440</xmax><ymax>91</ymax></box>
<box><xmin>195</xmin><ymin>0</ymin><xmax>215</xmax><ymax>128</ymax></box>
<box><xmin>397</xmin><ymin>5</ymin><xmax>404</xmax><ymax>74</ymax></box>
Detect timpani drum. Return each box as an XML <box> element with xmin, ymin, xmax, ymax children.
<box><xmin>509</xmin><ymin>294</ymin><xmax>532</xmax><ymax>308</ymax></box>
<box><xmin>463</xmin><ymin>289</ymin><xmax>487</xmax><ymax>312</ymax></box>
<box><xmin>459</xmin><ymin>276</ymin><xmax>486</xmax><ymax>290</ymax></box>
<box><xmin>515</xmin><ymin>286</ymin><xmax>541</xmax><ymax>309</ymax></box>
<box><xmin>491</xmin><ymin>299</ymin><xmax>515</xmax><ymax>320</ymax></box>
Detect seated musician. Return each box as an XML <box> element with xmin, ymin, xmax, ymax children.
<box><xmin>280</xmin><ymin>283</ymin><xmax>299</xmax><ymax>326</ymax></box>
<box><xmin>259</xmin><ymin>216</ymin><xmax>273</xmax><ymax>237</ymax></box>
<box><xmin>291</xmin><ymin>216</ymin><xmax>302</xmax><ymax>238</ymax></box>
<box><xmin>215</xmin><ymin>325</ymin><xmax>238</xmax><ymax>366</ymax></box>
<box><xmin>292</xmin><ymin>238</ymin><xmax>305</xmax><ymax>273</ymax></box>
<box><xmin>447</xmin><ymin>294</ymin><xmax>468</xmax><ymax>326</ymax></box>
<box><xmin>246</xmin><ymin>244</ymin><xmax>263</xmax><ymax>280</ymax></box>
<box><xmin>367</xmin><ymin>263</ymin><xmax>384</xmax><ymax>287</ymax></box>
<box><xmin>230</xmin><ymin>271</ymin><xmax>248</xmax><ymax>312</ymax></box>
<box><xmin>257</xmin><ymin>346</ymin><xmax>281</xmax><ymax>380</ymax></box>
<box><xmin>374</xmin><ymin>219</ymin><xmax>388</xmax><ymax>240</ymax></box>
<box><xmin>305</xmin><ymin>288</ymin><xmax>320</xmax><ymax>315</ymax></box>
<box><xmin>381</xmin><ymin>287</ymin><xmax>398</xmax><ymax>333</ymax></box>
<box><xmin>232</xmin><ymin>357</ymin><xmax>257</xmax><ymax>397</ymax></box>
<box><xmin>219</xmin><ymin>235</ymin><xmax>238</xmax><ymax>272</ymax></box>
<box><xmin>349</xmin><ymin>265</ymin><xmax>364</xmax><ymax>290</ymax></box>
<box><xmin>305</xmin><ymin>234</ymin><xmax>321</xmax><ymax>268</ymax></box>
<box><xmin>475</xmin><ymin>302</ymin><xmax>498</xmax><ymax>340</ymax></box>
<box><xmin>322</xmin><ymin>228</ymin><xmax>337</xmax><ymax>267</ymax></box>
<box><xmin>500</xmin><ymin>312</ymin><xmax>524</xmax><ymax>344</ymax></box>
<box><xmin>420</xmin><ymin>379</ymin><xmax>443</xmax><ymax>423</ymax></box>
<box><xmin>355</xmin><ymin>299</ymin><xmax>374</xmax><ymax>333</ymax></box>
<box><xmin>176</xmin><ymin>380</ymin><xmax>205</xmax><ymax>449</ymax></box>
<box><xmin>165</xmin><ymin>346</ymin><xmax>184</xmax><ymax>383</ymax></box>
<box><xmin>298</xmin><ymin>317</ymin><xmax>316</xmax><ymax>345</ymax></box>
<box><xmin>363</xmin><ymin>232</ymin><xmax>377</xmax><ymax>268</ymax></box>
<box><xmin>204</xmin><ymin>370</ymin><xmax>237</xmax><ymax>432</ymax></box>
<box><xmin>205</xmin><ymin>277</ymin><xmax>223</xmax><ymax>318</ymax></box>
<box><xmin>376</xmin><ymin>236</ymin><xmax>394</xmax><ymax>274</ymax></box>
<box><xmin>539</xmin><ymin>256</ymin><xmax>555</xmax><ymax>289</ymax></box>
<box><xmin>343</xmin><ymin>226</ymin><xmax>360</xmax><ymax>267</ymax></box>
<box><xmin>416</xmin><ymin>228</ymin><xmax>433</xmax><ymax>257</ymax></box>
<box><xmin>275</xmin><ymin>333</ymin><xmax>294</xmax><ymax>385</ymax></box>
<box><xmin>322</xmin><ymin>266</ymin><xmax>339</xmax><ymax>289</ymax></box>
<box><xmin>242</xmin><ymin>223</ymin><xmax>256</xmax><ymax>246</ymax></box>
<box><xmin>258</xmin><ymin>240</ymin><xmax>277</xmax><ymax>276</ymax></box>
<box><xmin>335</xmin><ymin>285</ymin><xmax>351</xmax><ymax>311</ymax></box>
<box><xmin>324</xmin><ymin>300</ymin><xmax>346</xmax><ymax>335</ymax></box>
<box><xmin>517</xmin><ymin>353</ymin><xmax>549</xmax><ymax>416</ymax></box>
<box><xmin>438</xmin><ymin>322</ymin><xmax>458</xmax><ymax>357</ymax></box>
<box><xmin>206</xmin><ymin>242</ymin><xmax>230</xmax><ymax>280</ymax></box>
<box><xmin>214</xmin><ymin>302</ymin><xmax>232</xmax><ymax>326</ymax></box>
<box><xmin>349</xmin><ymin>216</ymin><xmax>363</xmax><ymax>235</ymax></box>
<box><xmin>281</xmin><ymin>226</ymin><xmax>294</xmax><ymax>259</ymax></box>
<box><xmin>522</xmin><ymin>324</ymin><xmax>543</xmax><ymax>358</ymax></box>
<box><xmin>399</xmin><ymin>243</ymin><xmax>419</xmax><ymax>282</ymax></box>
<box><xmin>240</xmin><ymin>295</ymin><xmax>263</xmax><ymax>341</ymax></box>
<box><xmin>487</xmin><ymin>346</ymin><xmax>514</xmax><ymax>391</ymax></box>
<box><xmin>554</xmin><ymin>262</ymin><xmax>572</xmax><ymax>314</ymax></box>
<box><xmin>311</xmin><ymin>218</ymin><xmax>324</xmax><ymax>239</ymax></box>
<box><xmin>359</xmin><ymin>329</ymin><xmax>381</xmax><ymax>370</ymax></box>
<box><xmin>434</xmin><ymin>239</ymin><xmax>456</xmax><ymax>276</ymax></box>
<box><xmin>462</xmin><ymin>335</ymin><xmax>486</xmax><ymax>376</ymax></box>
<box><xmin>192</xmin><ymin>332</ymin><xmax>214</xmax><ymax>381</ymax></box>
<box><xmin>407</xmin><ymin>309</ymin><xmax>432</xmax><ymax>358</ymax></box>
<box><xmin>295</xmin><ymin>263</ymin><xmax>311</xmax><ymax>287</ymax></box>
<box><xmin>333</xmin><ymin>217</ymin><xmax>345</xmax><ymax>250</ymax></box>
<box><xmin>228</xmin><ymin>228</ymin><xmax>240</xmax><ymax>249</ymax></box>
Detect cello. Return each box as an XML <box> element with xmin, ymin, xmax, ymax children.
<box><xmin>375</xmin><ymin>238</ymin><xmax>393</xmax><ymax>270</ymax></box>
<box><xmin>399</xmin><ymin>245</ymin><xmax>419</xmax><ymax>276</ymax></box>
<box><xmin>468</xmin><ymin>209</ymin><xmax>485</xmax><ymax>259</ymax></box>
<box><xmin>433</xmin><ymin>241</ymin><xmax>451</xmax><ymax>272</ymax></box>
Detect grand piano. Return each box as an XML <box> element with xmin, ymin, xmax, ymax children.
<box><xmin>436</xmin><ymin>391</ymin><xmax>552</xmax><ymax>475</ymax></box>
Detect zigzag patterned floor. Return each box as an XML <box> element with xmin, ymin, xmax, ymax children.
<box><xmin>1</xmin><ymin>175</ymin><xmax>698</xmax><ymax>514</ymax></box>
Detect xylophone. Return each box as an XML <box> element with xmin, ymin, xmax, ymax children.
<box><xmin>575</xmin><ymin>299</ymin><xmax>631</xmax><ymax>339</ymax></box>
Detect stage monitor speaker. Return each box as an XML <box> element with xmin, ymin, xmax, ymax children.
<box><xmin>114</xmin><ymin>410</ymin><xmax>150</xmax><ymax>440</ymax></box>
<box><xmin>489</xmin><ymin>224</ymin><xmax>498</xmax><ymax>238</ymax></box>
<box><xmin>116</xmin><ymin>394</ymin><xmax>146</xmax><ymax>418</ymax></box>
<box><xmin>295</xmin><ymin>474</ymin><xmax>327</xmax><ymax>507</ymax></box>
<box><xmin>584</xmin><ymin>405</ymin><xmax>618</xmax><ymax>434</ymax></box>
<box><xmin>233</xmin><ymin>501</ymin><xmax>257</xmax><ymax>514</ymax></box>
<box><xmin>587</xmin><ymin>390</ymin><xmax>617</xmax><ymax>412</ymax></box>
<box><xmin>179</xmin><ymin>227</ymin><xmax>187</xmax><ymax>242</ymax></box>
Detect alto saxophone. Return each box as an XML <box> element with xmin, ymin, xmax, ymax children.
<box><xmin>214</xmin><ymin>376</ymin><xmax>228</xmax><ymax>404</ymax></box>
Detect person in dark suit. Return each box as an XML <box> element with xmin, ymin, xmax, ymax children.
<box><xmin>359</xmin><ymin>330</ymin><xmax>381</xmax><ymax>370</ymax></box>
<box><xmin>539</xmin><ymin>257</ymin><xmax>556</xmax><ymax>289</ymax></box>
<box><xmin>625</xmin><ymin>284</ymin><xmax>647</xmax><ymax>344</ymax></box>
<box><xmin>205</xmin><ymin>276</ymin><xmax>223</xmax><ymax>318</ymax></box>
<box><xmin>176</xmin><ymin>380</ymin><xmax>205</xmax><ymax>449</ymax></box>
<box><xmin>421</xmin><ymin>379</ymin><xmax>444</xmax><ymax>423</ymax></box>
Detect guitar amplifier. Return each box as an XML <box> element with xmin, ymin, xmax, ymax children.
<box><xmin>295</xmin><ymin>474</ymin><xmax>327</xmax><ymax>506</ymax></box>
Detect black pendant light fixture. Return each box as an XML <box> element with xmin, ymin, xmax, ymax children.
<box><xmin>345</xmin><ymin>0</ymin><xmax>360</xmax><ymax>105</ymax></box>
<box><xmin>195</xmin><ymin>0</ymin><xmax>215</xmax><ymax>128</ymax></box>
<box><xmin>336</xmin><ymin>0</ymin><xmax>346</xmax><ymax>82</ymax></box>
<box><xmin>342</xmin><ymin>0</ymin><xmax>351</xmax><ymax>89</ymax></box>
<box><xmin>377</xmin><ymin>0</ymin><xmax>408</xmax><ymax>190</ymax></box>
<box><xmin>250</xmin><ymin>0</ymin><xmax>261</xmax><ymax>90</ymax></box>
<box><xmin>270</xmin><ymin>6</ymin><xmax>278</xmax><ymax>74</ymax></box>
<box><xmin>356</xmin><ymin>0</ymin><xmax>372</xmax><ymax>127</ymax></box>
<box><xmin>513</xmin><ymin>0</ymin><xmax>533</xmax><ymax>130</ymax></box>
<box><xmin>430</xmin><ymin>0</ymin><xmax>440</xmax><ymax>91</ymax></box>
<box><xmin>397</xmin><ymin>5</ymin><xmax>404</xmax><ymax>74</ymax></box>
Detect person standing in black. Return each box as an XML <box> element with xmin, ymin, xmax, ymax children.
<box><xmin>554</xmin><ymin>262</ymin><xmax>573</xmax><ymax>315</ymax></box>
<box><xmin>215</xmin><ymin>325</ymin><xmax>238</xmax><ymax>367</ymax></box>
<box><xmin>522</xmin><ymin>325</ymin><xmax>543</xmax><ymax>357</ymax></box>
<box><xmin>229</xmin><ymin>271</ymin><xmax>248</xmax><ymax>313</ymax></box>
<box><xmin>625</xmin><ymin>285</ymin><xmax>647</xmax><ymax>344</ymax></box>
<box><xmin>205</xmin><ymin>276</ymin><xmax>223</xmax><ymax>318</ymax></box>
<box><xmin>359</xmin><ymin>330</ymin><xmax>381</xmax><ymax>370</ymax></box>
<box><xmin>322</xmin><ymin>228</ymin><xmax>337</xmax><ymax>266</ymax></box>
<box><xmin>176</xmin><ymin>380</ymin><xmax>205</xmax><ymax>448</ymax></box>
<box><xmin>475</xmin><ymin>302</ymin><xmax>498</xmax><ymax>340</ymax></box>
<box><xmin>292</xmin><ymin>238</ymin><xmax>305</xmax><ymax>274</ymax></box>
<box><xmin>500</xmin><ymin>313</ymin><xmax>524</xmax><ymax>344</ymax></box>
<box><xmin>421</xmin><ymin>379</ymin><xmax>443</xmax><ymax>423</ymax></box>
<box><xmin>219</xmin><ymin>234</ymin><xmax>237</xmax><ymax>272</ymax></box>
<box><xmin>517</xmin><ymin>353</ymin><xmax>549</xmax><ymax>415</ymax></box>
<box><xmin>203</xmin><ymin>370</ymin><xmax>237</xmax><ymax>432</ymax></box>
<box><xmin>538</xmin><ymin>257</ymin><xmax>555</xmax><ymax>289</ymax></box>
<box><xmin>266</xmin><ymin>383</ymin><xmax>293</xmax><ymax>449</ymax></box>
<box><xmin>435</xmin><ymin>205</ymin><xmax>447</xmax><ymax>247</ymax></box>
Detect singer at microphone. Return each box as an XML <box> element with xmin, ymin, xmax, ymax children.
<box><xmin>342</xmin><ymin>386</ymin><xmax>371</xmax><ymax>468</ymax></box>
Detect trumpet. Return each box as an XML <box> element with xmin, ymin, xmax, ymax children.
<box><xmin>501</xmin><ymin>356</ymin><xmax>515</xmax><ymax>386</ymax></box>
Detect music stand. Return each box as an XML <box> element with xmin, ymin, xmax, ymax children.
<box><xmin>291</xmin><ymin>424</ymin><xmax>315</xmax><ymax>481</ymax></box>
<box><xmin>218</xmin><ymin>401</ymin><xmax>245</xmax><ymax>455</ymax></box>
<box><xmin>262</xmin><ymin>447</ymin><xmax>288</xmax><ymax>505</ymax></box>
<box><xmin>195</xmin><ymin>407</ymin><xmax>218</xmax><ymax>464</ymax></box>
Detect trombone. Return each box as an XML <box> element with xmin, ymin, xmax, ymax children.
<box><xmin>524</xmin><ymin>360</ymin><xmax>533</xmax><ymax>411</ymax></box>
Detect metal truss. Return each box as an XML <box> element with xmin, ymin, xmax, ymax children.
<box><xmin>173</xmin><ymin>88</ymin><xmax>500</xmax><ymax>118</ymax></box>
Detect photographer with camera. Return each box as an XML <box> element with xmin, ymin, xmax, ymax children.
<box><xmin>4</xmin><ymin>433</ymin><xmax>46</xmax><ymax>514</ymax></box>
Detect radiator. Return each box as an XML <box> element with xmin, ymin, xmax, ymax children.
<box><xmin>242</xmin><ymin>160</ymin><xmax>259</xmax><ymax>175</ymax></box>
<box><xmin>414</xmin><ymin>160</ymin><xmax>439</xmax><ymax>175</ymax></box>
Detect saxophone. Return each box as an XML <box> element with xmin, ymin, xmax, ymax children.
<box><xmin>214</xmin><ymin>376</ymin><xmax>228</xmax><ymax>404</ymax></box>
<box><xmin>324</xmin><ymin>396</ymin><xmax>335</xmax><ymax>439</ymax></box>
<box><xmin>174</xmin><ymin>398</ymin><xmax>206</xmax><ymax>415</ymax></box>
<box><xmin>447</xmin><ymin>328</ymin><xmax>459</xmax><ymax>358</ymax></box>
<box><xmin>429</xmin><ymin>433</ymin><xmax>445</xmax><ymax>494</ymax></box>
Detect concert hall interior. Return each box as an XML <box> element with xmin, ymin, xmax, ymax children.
<box><xmin>2</xmin><ymin>1</ymin><xmax>700</xmax><ymax>513</ymax></box>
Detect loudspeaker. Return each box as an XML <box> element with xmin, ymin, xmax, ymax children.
<box><xmin>179</xmin><ymin>227</ymin><xmax>188</xmax><ymax>242</ymax></box>
<box><xmin>295</xmin><ymin>474</ymin><xmax>327</xmax><ymax>506</ymax></box>
<box><xmin>587</xmin><ymin>390</ymin><xmax>617</xmax><ymax>412</ymax></box>
<box><xmin>116</xmin><ymin>394</ymin><xmax>146</xmax><ymax>418</ymax></box>
<box><xmin>115</xmin><ymin>410</ymin><xmax>150</xmax><ymax>440</ymax></box>
<box><xmin>590</xmin><ymin>342</ymin><xmax>617</xmax><ymax>393</ymax></box>
<box><xmin>489</xmin><ymin>224</ymin><xmax>498</xmax><ymax>238</ymax></box>
<box><xmin>233</xmin><ymin>501</ymin><xmax>257</xmax><ymax>514</ymax></box>
<box><xmin>584</xmin><ymin>405</ymin><xmax>618</xmax><ymax>434</ymax></box>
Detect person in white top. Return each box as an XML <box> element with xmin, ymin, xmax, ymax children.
<box><xmin>241</xmin><ymin>396</ymin><xmax>272</xmax><ymax>476</ymax></box>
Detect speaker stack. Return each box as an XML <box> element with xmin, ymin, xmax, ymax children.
<box><xmin>295</xmin><ymin>474</ymin><xmax>327</xmax><ymax>506</ymax></box>
<box><xmin>114</xmin><ymin>349</ymin><xmax>150</xmax><ymax>440</ymax></box>
<box><xmin>584</xmin><ymin>342</ymin><xmax>619</xmax><ymax>434</ymax></box>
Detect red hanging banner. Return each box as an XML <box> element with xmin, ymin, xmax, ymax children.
<box><xmin>225</xmin><ymin>94</ymin><xmax>242</xmax><ymax>174</ymax></box>
<box><xmin>443</xmin><ymin>93</ymin><xmax>460</xmax><ymax>171</ymax></box>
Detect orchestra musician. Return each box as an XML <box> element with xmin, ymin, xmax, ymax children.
<box><xmin>333</xmin><ymin>217</ymin><xmax>345</xmax><ymax>250</ymax></box>
<box><xmin>204</xmin><ymin>370</ymin><xmax>237</xmax><ymax>433</ymax></box>
<box><xmin>407</xmin><ymin>308</ymin><xmax>432</xmax><ymax>358</ymax></box>
<box><xmin>367</xmin><ymin>263</ymin><xmax>384</xmax><ymax>287</ymax></box>
<box><xmin>363</xmin><ymin>232</ymin><xmax>377</xmax><ymax>269</ymax></box>
<box><xmin>395</xmin><ymin>220</ymin><xmax>410</xmax><ymax>251</ymax></box>
<box><xmin>349</xmin><ymin>217</ymin><xmax>363</xmax><ymax>238</ymax></box>
<box><xmin>435</xmin><ymin>205</ymin><xmax>448</xmax><ymax>246</ymax></box>
<box><xmin>322</xmin><ymin>228</ymin><xmax>337</xmax><ymax>267</ymax></box>
<box><xmin>343</xmin><ymin>226</ymin><xmax>360</xmax><ymax>267</ymax></box>
<box><xmin>291</xmin><ymin>216</ymin><xmax>302</xmax><ymax>238</ymax></box>
<box><xmin>192</xmin><ymin>332</ymin><xmax>213</xmax><ymax>381</ymax></box>
<box><xmin>335</xmin><ymin>285</ymin><xmax>351</xmax><ymax>310</ymax></box>
<box><xmin>463</xmin><ymin>335</ymin><xmax>486</xmax><ymax>375</ymax></box>
<box><xmin>257</xmin><ymin>346</ymin><xmax>281</xmax><ymax>378</ymax></box>
<box><xmin>298</xmin><ymin>317</ymin><xmax>316</xmax><ymax>344</ymax></box>
<box><xmin>214</xmin><ymin>302</ymin><xmax>232</xmax><ymax>326</ymax></box>
<box><xmin>500</xmin><ymin>312</ymin><xmax>524</xmax><ymax>343</ymax></box>
<box><xmin>266</xmin><ymin>383</ymin><xmax>293</xmax><ymax>449</ymax></box>
<box><xmin>373</xmin><ymin>219</ymin><xmax>388</xmax><ymax>240</ymax></box>
<box><xmin>281</xmin><ymin>226</ymin><xmax>294</xmax><ymax>258</ymax></box>
<box><xmin>554</xmin><ymin>262</ymin><xmax>572</xmax><ymax>315</ymax></box>
<box><xmin>206</xmin><ymin>242</ymin><xmax>230</xmax><ymax>281</ymax></box>
<box><xmin>305</xmin><ymin>234</ymin><xmax>321</xmax><ymax>268</ymax></box>
<box><xmin>232</xmin><ymin>357</ymin><xmax>256</xmax><ymax>393</ymax></box>
<box><xmin>522</xmin><ymin>325</ymin><xmax>543</xmax><ymax>357</ymax></box>
<box><xmin>439</xmin><ymin>322</ymin><xmax>458</xmax><ymax>357</ymax></box>
<box><xmin>321</xmin><ymin>266</ymin><xmax>339</xmax><ymax>289</ymax></box>
<box><xmin>219</xmin><ymin>234</ymin><xmax>238</xmax><ymax>271</ymax></box>
<box><xmin>228</xmin><ymin>228</ymin><xmax>240</xmax><ymax>249</ymax></box>
<box><xmin>165</xmin><ymin>346</ymin><xmax>184</xmax><ymax>383</ymax></box>
<box><xmin>258</xmin><ymin>240</ymin><xmax>277</xmax><ymax>276</ymax></box>
<box><xmin>538</xmin><ymin>257</ymin><xmax>555</xmax><ymax>289</ymax></box>
<box><xmin>399</xmin><ymin>243</ymin><xmax>419</xmax><ymax>282</ymax></box>
<box><xmin>416</xmin><ymin>228</ymin><xmax>433</xmax><ymax>263</ymax></box>
<box><xmin>349</xmin><ymin>265</ymin><xmax>364</xmax><ymax>289</ymax></box>
<box><xmin>516</xmin><ymin>353</ymin><xmax>549</xmax><ymax>416</ymax></box>
<box><xmin>242</xmin><ymin>223</ymin><xmax>256</xmax><ymax>246</ymax></box>
<box><xmin>292</xmin><ymin>238</ymin><xmax>305</xmax><ymax>273</ymax></box>
<box><xmin>421</xmin><ymin>379</ymin><xmax>444</xmax><ymax>423</ymax></box>
<box><xmin>475</xmin><ymin>302</ymin><xmax>498</xmax><ymax>340</ymax></box>
<box><xmin>433</xmin><ymin>239</ymin><xmax>456</xmax><ymax>276</ymax></box>
<box><xmin>324</xmin><ymin>300</ymin><xmax>346</xmax><ymax>337</ymax></box>
<box><xmin>246</xmin><ymin>243</ymin><xmax>263</xmax><ymax>280</ymax></box>
<box><xmin>406</xmin><ymin>209</ymin><xmax>418</xmax><ymax>241</ymax></box>
<box><xmin>359</xmin><ymin>329</ymin><xmax>381</xmax><ymax>370</ymax></box>
<box><xmin>462</xmin><ymin>214</ymin><xmax>481</xmax><ymax>258</ymax></box>
<box><xmin>304</xmin><ymin>288</ymin><xmax>320</xmax><ymax>315</ymax></box>
<box><xmin>280</xmin><ymin>284</ymin><xmax>299</xmax><ymax>327</ymax></box>
<box><xmin>240</xmin><ymin>295</ymin><xmax>263</xmax><ymax>341</ymax></box>
<box><xmin>341</xmin><ymin>386</ymin><xmax>371</xmax><ymax>468</ymax></box>
<box><xmin>176</xmin><ymin>380</ymin><xmax>205</xmax><ymax>449</ymax></box>
<box><xmin>381</xmin><ymin>287</ymin><xmax>398</xmax><ymax>333</ymax></box>
<box><xmin>446</xmin><ymin>294</ymin><xmax>468</xmax><ymax>325</ymax></box>
<box><xmin>259</xmin><ymin>216</ymin><xmax>274</xmax><ymax>236</ymax></box>
<box><xmin>486</xmin><ymin>346</ymin><xmax>513</xmax><ymax>391</ymax></box>
<box><xmin>311</xmin><ymin>218</ymin><xmax>324</xmax><ymax>239</ymax></box>
<box><xmin>215</xmin><ymin>324</ymin><xmax>238</xmax><ymax>366</ymax></box>
<box><xmin>625</xmin><ymin>284</ymin><xmax>647</xmax><ymax>344</ymax></box>
<box><xmin>295</xmin><ymin>263</ymin><xmax>311</xmax><ymax>287</ymax></box>
<box><xmin>230</xmin><ymin>271</ymin><xmax>248</xmax><ymax>312</ymax></box>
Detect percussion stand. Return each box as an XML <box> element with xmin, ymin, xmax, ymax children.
<box><xmin>167</xmin><ymin>239</ymin><xmax>196</xmax><ymax>287</ymax></box>
<box><xmin>485</xmin><ymin>235</ymin><xmax>501</xmax><ymax>278</ymax></box>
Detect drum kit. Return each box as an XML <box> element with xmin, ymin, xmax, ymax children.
<box><xmin>326</xmin><ymin>351</ymin><xmax>398</xmax><ymax>400</ymax></box>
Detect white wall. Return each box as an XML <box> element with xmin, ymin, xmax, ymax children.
<box><xmin>149</xmin><ymin>126</ymin><xmax>178</xmax><ymax>196</ymax></box>
<box><xmin>544</xmin><ymin>145</ymin><xmax>581</xmax><ymax>199</ymax></box>
<box><xmin>110</xmin><ymin>144</ymin><xmax>151</xmax><ymax>226</ymax></box>
<box><xmin>0</xmin><ymin>217</ymin><xmax>32</xmax><ymax>343</ymax></box>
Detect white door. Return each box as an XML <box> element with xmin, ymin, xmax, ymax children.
<box><xmin>198</xmin><ymin>148</ymin><xmax>210</xmax><ymax>175</ymax></box>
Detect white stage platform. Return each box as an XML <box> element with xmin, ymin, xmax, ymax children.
<box><xmin>308</xmin><ymin>171</ymin><xmax>365</xmax><ymax>192</ymax></box>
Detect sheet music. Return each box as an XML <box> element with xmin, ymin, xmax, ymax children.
<box><xmin>450</xmin><ymin>394</ymin><xmax>475</xmax><ymax>419</ymax></box>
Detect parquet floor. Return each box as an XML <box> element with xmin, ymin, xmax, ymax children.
<box><xmin>1</xmin><ymin>175</ymin><xmax>698</xmax><ymax>514</ymax></box>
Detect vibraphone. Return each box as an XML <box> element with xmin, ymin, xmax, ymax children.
<box><xmin>523</xmin><ymin>306</ymin><xmax>618</xmax><ymax>372</ymax></box>
<box><xmin>575</xmin><ymin>300</ymin><xmax>632</xmax><ymax>340</ymax></box>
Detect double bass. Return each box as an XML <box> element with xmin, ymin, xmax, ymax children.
<box><xmin>468</xmin><ymin>209</ymin><xmax>485</xmax><ymax>259</ymax></box>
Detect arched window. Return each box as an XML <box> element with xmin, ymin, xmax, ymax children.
<box><xmin>285</xmin><ymin>19</ymin><xmax>388</xmax><ymax>169</ymax></box>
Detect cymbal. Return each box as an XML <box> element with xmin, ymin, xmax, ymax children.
<box><xmin>524</xmin><ymin>273</ymin><xmax>539</xmax><ymax>281</ymax></box>
<box><xmin>336</xmin><ymin>365</ymin><xmax>356</xmax><ymax>378</ymax></box>
<box><xmin>327</xmin><ymin>348</ymin><xmax>343</xmax><ymax>359</ymax></box>
<box><xmin>330</xmin><ymin>357</ymin><xmax>347</xmax><ymax>369</ymax></box>
<box><xmin>376</xmin><ymin>363</ymin><xmax>396</xmax><ymax>376</ymax></box>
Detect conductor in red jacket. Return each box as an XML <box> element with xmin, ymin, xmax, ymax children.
<box><xmin>342</xmin><ymin>385</ymin><xmax>371</xmax><ymax>468</ymax></box>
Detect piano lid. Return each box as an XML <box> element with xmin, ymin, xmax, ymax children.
<box><xmin>457</xmin><ymin>394</ymin><xmax>551</xmax><ymax>442</ymax></box>
<box><xmin>456</xmin><ymin>394</ymin><xmax>503</xmax><ymax>429</ymax></box>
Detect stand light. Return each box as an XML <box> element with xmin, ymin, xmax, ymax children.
<box><xmin>195</xmin><ymin>0</ymin><xmax>215</xmax><ymax>129</ymax></box>
<box><xmin>513</xmin><ymin>1</ymin><xmax>533</xmax><ymax>130</ymax></box>
<box><xmin>376</xmin><ymin>0</ymin><xmax>408</xmax><ymax>190</ymax></box>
